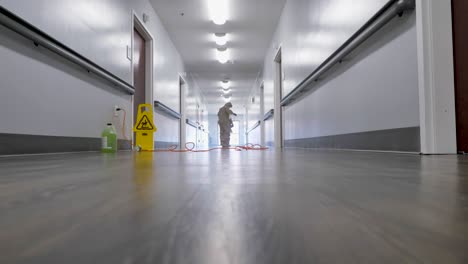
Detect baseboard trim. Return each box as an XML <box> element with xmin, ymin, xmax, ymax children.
<box><xmin>284</xmin><ymin>127</ymin><xmax>420</xmax><ymax>152</ymax></box>
<box><xmin>154</xmin><ymin>141</ymin><xmax>179</xmax><ymax>149</ymax></box>
<box><xmin>0</xmin><ymin>133</ymin><xmax>132</xmax><ymax>155</ymax></box>
<box><xmin>284</xmin><ymin>147</ymin><xmax>421</xmax><ymax>155</ymax></box>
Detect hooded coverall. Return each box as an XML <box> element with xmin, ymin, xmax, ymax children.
<box><xmin>218</xmin><ymin>103</ymin><xmax>237</xmax><ymax>147</ymax></box>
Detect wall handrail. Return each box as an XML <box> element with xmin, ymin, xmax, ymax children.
<box><xmin>186</xmin><ymin>119</ymin><xmax>197</xmax><ymax>129</ymax></box>
<box><xmin>263</xmin><ymin>109</ymin><xmax>274</xmax><ymax>121</ymax></box>
<box><xmin>154</xmin><ymin>101</ymin><xmax>181</xmax><ymax>120</ymax></box>
<box><xmin>280</xmin><ymin>0</ymin><xmax>415</xmax><ymax>107</ymax></box>
<box><xmin>247</xmin><ymin>121</ymin><xmax>261</xmax><ymax>134</ymax></box>
<box><xmin>0</xmin><ymin>6</ymin><xmax>135</xmax><ymax>95</ymax></box>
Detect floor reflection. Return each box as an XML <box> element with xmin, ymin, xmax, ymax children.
<box><xmin>132</xmin><ymin>152</ymin><xmax>155</xmax><ymax>206</ymax></box>
<box><xmin>2</xmin><ymin>150</ymin><xmax>468</xmax><ymax>263</ymax></box>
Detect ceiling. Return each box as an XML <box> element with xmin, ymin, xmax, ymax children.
<box><xmin>149</xmin><ymin>0</ymin><xmax>286</xmax><ymax>114</ymax></box>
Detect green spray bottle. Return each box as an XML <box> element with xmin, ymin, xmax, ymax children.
<box><xmin>101</xmin><ymin>123</ymin><xmax>117</xmax><ymax>153</ymax></box>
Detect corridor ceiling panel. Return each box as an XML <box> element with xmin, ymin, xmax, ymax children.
<box><xmin>150</xmin><ymin>0</ymin><xmax>286</xmax><ymax>113</ymax></box>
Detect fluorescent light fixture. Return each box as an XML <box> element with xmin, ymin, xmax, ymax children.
<box><xmin>221</xmin><ymin>80</ymin><xmax>230</xmax><ymax>89</ymax></box>
<box><xmin>222</xmin><ymin>88</ymin><xmax>231</xmax><ymax>94</ymax></box>
<box><xmin>207</xmin><ymin>0</ymin><xmax>228</xmax><ymax>25</ymax></box>
<box><xmin>214</xmin><ymin>33</ymin><xmax>228</xmax><ymax>46</ymax></box>
<box><xmin>216</xmin><ymin>47</ymin><xmax>229</xmax><ymax>64</ymax></box>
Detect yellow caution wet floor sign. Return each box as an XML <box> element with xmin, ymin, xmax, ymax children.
<box><xmin>133</xmin><ymin>104</ymin><xmax>157</xmax><ymax>151</ymax></box>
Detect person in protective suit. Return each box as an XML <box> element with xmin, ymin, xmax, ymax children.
<box><xmin>218</xmin><ymin>102</ymin><xmax>237</xmax><ymax>148</ymax></box>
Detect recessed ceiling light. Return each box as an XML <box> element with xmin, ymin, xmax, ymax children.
<box><xmin>214</xmin><ymin>33</ymin><xmax>228</xmax><ymax>46</ymax></box>
<box><xmin>222</xmin><ymin>88</ymin><xmax>231</xmax><ymax>94</ymax></box>
<box><xmin>216</xmin><ymin>47</ymin><xmax>229</xmax><ymax>64</ymax></box>
<box><xmin>221</xmin><ymin>80</ymin><xmax>230</xmax><ymax>89</ymax></box>
<box><xmin>207</xmin><ymin>0</ymin><xmax>228</xmax><ymax>25</ymax></box>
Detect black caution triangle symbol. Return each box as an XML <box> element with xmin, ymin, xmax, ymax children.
<box><xmin>136</xmin><ymin>115</ymin><xmax>154</xmax><ymax>131</ymax></box>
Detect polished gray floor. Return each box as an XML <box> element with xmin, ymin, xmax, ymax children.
<box><xmin>1</xmin><ymin>149</ymin><xmax>467</xmax><ymax>264</ymax></box>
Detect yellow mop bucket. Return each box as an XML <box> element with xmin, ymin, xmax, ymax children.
<box><xmin>133</xmin><ymin>104</ymin><xmax>157</xmax><ymax>151</ymax></box>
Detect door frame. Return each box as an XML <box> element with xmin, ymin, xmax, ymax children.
<box><xmin>274</xmin><ymin>47</ymin><xmax>284</xmax><ymax>150</ymax></box>
<box><xmin>260</xmin><ymin>82</ymin><xmax>265</xmax><ymax>146</ymax></box>
<box><xmin>179</xmin><ymin>75</ymin><xmax>187</xmax><ymax>149</ymax></box>
<box><xmin>196</xmin><ymin>103</ymin><xmax>201</xmax><ymax>146</ymax></box>
<box><xmin>131</xmin><ymin>12</ymin><xmax>154</xmax><ymax>143</ymax></box>
<box><xmin>244</xmin><ymin>107</ymin><xmax>249</xmax><ymax>145</ymax></box>
<box><xmin>416</xmin><ymin>0</ymin><xmax>457</xmax><ymax>154</ymax></box>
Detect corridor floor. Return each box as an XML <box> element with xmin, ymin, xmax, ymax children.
<box><xmin>1</xmin><ymin>149</ymin><xmax>467</xmax><ymax>263</ymax></box>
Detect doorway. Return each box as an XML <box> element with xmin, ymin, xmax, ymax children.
<box><xmin>133</xmin><ymin>29</ymin><xmax>146</xmax><ymax>137</ymax></box>
<box><xmin>452</xmin><ymin>0</ymin><xmax>468</xmax><ymax>153</ymax></box>
<box><xmin>179</xmin><ymin>76</ymin><xmax>187</xmax><ymax>149</ymax></box>
<box><xmin>260</xmin><ymin>83</ymin><xmax>265</xmax><ymax>146</ymax></box>
<box><xmin>132</xmin><ymin>14</ymin><xmax>154</xmax><ymax>144</ymax></box>
<box><xmin>196</xmin><ymin>104</ymin><xmax>201</xmax><ymax>146</ymax></box>
<box><xmin>274</xmin><ymin>48</ymin><xmax>283</xmax><ymax>149</ymax></box>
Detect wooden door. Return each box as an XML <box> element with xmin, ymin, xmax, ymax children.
<box><xmin>133</xmin><ymin>29</ymin><xmax>146</xmax><ymax>129</ymax></box>
<box><xmin>452</xmin><ymin>0</ymin><xmax>468</xmax><ymax>152</ymax></box>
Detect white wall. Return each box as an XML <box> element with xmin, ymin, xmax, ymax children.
<box><xmin>265</xmin><ymin>118</ymin><xmax>274</xmax><ymax>146</ymax></box>
<box><xmin>253</xmin><ymin>0</ymin><xmax>420</xmax><ymax>150</ymax></box>
<box><xmin>247</xmin><ymin>126</ymin><xmax>262</xmax><ymax>145</ymax></box>
<box><xmin>208</xmin><ymin>114</ymin><xmax>219</xmax><ymax>147</ymax></box>
<box><xmin>245</xmin><ymin>75</ymin><xmax>269</xmax><ymax>146</ymax></box>
<box><xmin>186</xmin><ymin>125</ymin><xmax>197</xmax><ymax>145</ymax></box>
<box><xmin>185</xmin><ymin>76</ymin><xmax>209</xmax><ymax>148</ymax></box>
<box><xmin>283</xmin><ymin>15</ymin><xmax>419</xmax><ymax>140</ymax></box>
<box><xmin>0</xmin><ymin>20</ymin><xmax>132</xmax><ymax>139</ymax></box>
<box><xmin>198</xmin><ymin>105</ymin><xmax>209</xmax><ymax>149</ymax></box>
<box><xmin>233</xmin><ymin>115</ymin><xmax>246</xmax><ymax>146</ymax></box>
<box><xmin>1</xmin><ymin>0</ymin><xmax>132</xmax><ymax>82</ymax></box>
<box><xmin>246</xmin><ymin>78</ymin><xmax>263</xmax><ymax>130</ymax></box>
<box><xmin>0</xmin><ymin>0</ymin><xmax>192</xmax><ymax>145</ymax></box>
<box><xmin>273</xmin><ymin>0</ymin><xmax>392</xmax><ymax>97</ymax></box>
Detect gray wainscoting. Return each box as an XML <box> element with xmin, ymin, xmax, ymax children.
<box><xmin>0</xmin><ymin>133</ymin><xmax>131</xmax><ymax>155</ymax></box>
<box><xmin>284</xmin><ymin>127</ymin><xmax>420</xmax><ymax>152</ymax></box>
<box><xmin>154</xmin><ymin>141</ymin><xmax>179</xmax><ymax>149</ymax></box>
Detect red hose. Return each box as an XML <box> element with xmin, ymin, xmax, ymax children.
<box><xmin>141</xmin><ymin>142</ymin><xmax>268</xmax><ymax>153</ymax></box>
